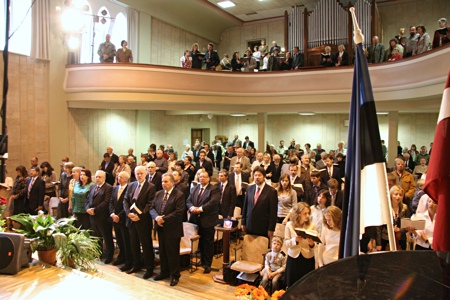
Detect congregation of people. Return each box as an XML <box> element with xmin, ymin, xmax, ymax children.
<box><xmin>3</xmin><ymin>132</ymin><xmax>436</xmax><ymax>291</ymax></box>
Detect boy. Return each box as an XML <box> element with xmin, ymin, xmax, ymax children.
<box><xmin>261</xmin><ymin>236</ymin><xmax>286</xmax><ymax>292</ymax></box>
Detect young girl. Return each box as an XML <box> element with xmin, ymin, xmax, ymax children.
<box><xmin>318</xmin><ymin>206</ymin><xmax>342</xmax><ymax>267</ymax></box>
<box><xmin>310</xmin><ymin>190</ymin><xmax>331</xmax><ymax>236</ymax></box>
<box><xmin>181</xmin><ymin>50</ymin><xmax>192</xmax><ymax>68</ymax></box>
<box><xmin>277</xmin><ymin>173</ymin><xmax>297</xmax><ymax>224</ymax></box>
<box><xmin>285</xmin><ymin>202</ymin><xmax>316</xmax><ymax>287</ymax></box>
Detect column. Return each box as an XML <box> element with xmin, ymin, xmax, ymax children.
<box><xmin>387</xmin><ymin>111</ymin><xmax>399</xmax><ymax>168</ymax></box>
<box><xmin>257</xmin><ymin>113</ymin><xmax>267</xmax><ymax>152</ymax></box>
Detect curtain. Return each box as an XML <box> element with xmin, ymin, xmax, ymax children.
<box><xmin>127</xmin><ymin>8</ymin><xmax>139</xmax><ymax>62</ymax></box>
<box><xmin>31</xmin><ymin>0</ymin><xmax>50</xmax><ymax>60</ymax></box>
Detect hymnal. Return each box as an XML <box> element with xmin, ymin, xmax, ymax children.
<box><xmin>401</xmin><ymin>217</ymin><xmax>426</xmax><ymax>230</ymax></box>
<box><xmin>130</xmin><ymin>202</ymin><xmax>142</xmax><ymax>215</ymax></box>
<box><xmin>295</xmin><ymin>228</ymin><xmax>322</xmax><ymax>244</ymax></box>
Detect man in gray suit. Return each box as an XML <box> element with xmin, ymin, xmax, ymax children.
<box><xmin>368</xmin><ymin>36</ymin><xmax>385</xmax><ymax>63</ymax></box>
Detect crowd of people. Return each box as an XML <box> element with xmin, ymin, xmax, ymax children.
<box><xmin>3</xmin><ymin>133</ymin><xmax>436</xmax><ymax>291</ymax></box>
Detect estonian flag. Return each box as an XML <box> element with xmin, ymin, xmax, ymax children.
<box><xmin>339</xmin><ymin>41</ymin><xmax>394</xmax><ymax>258</ymax></box>
<box><xmin>424</xmin><ymin>71</ymin><xmax>450</xmax><ymax>252</ymax></box>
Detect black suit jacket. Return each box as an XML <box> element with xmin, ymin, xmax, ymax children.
<box><xmin>320</xmin><ymin>166</ymin><xmax>342</xmax><ymax>187</ymax></box>
<box><xmin>110</xmin><ymin>153</ymin><xmax>119</xmax><ymax>165</ymax></box>
<box><xmin>223</xmin><ymin>151</ymin><xmax>236</xmax><ymax>170</ymax></box>
<box><xmin>271</xmin><ymin>162</ymin><xmax>284</xmax><ymax>183</ymax></box>
<box><xmin>123</xmin><ymin>181</ymin><xmax>155</xmax><ymax>228</ymax></box>
<box><xmin>175</xmin><ymin>182</ymin><xmax>190</xmax><ymax>221</ymax></box>
<box><xmin>242</xmin><ymin>183</ymin><xmax>277</xmax><ymax>237</ymax></box>
<box><xmin>85</xmin><ymin>182</ymin><xmax>114</xmax><ymax>217</ymax></box>
<box><xmin>292</xmin><ymin>52</ymin><xmax>304</xmax><ymax>68</ymax></box>
<box><xmin>101</xmin><ymin>160</ymin><xmax>115</xmax><ymax>185</ymax></box>
<box><xmin>228</xmin><ymin>172</ymin><xmax>251</xmax><ymax>189</ymax></box>
<box><xmin>186</xmin><ymin>184</ymin><xmax>220</xmax><ymax>228</ymax></box>
<box><xmin>218</xmin><ymin>182</ymin><xmax>237</xmax><ymax>218</ymax></box>
<box><xmin>146</xmin><ymin>172</ymin><xmax>162</xmax><ymax>191</ymax></box>
<box><xmin>109</xmin><ymin>184</ymin><xmax>128</xmax><ymax>224</ymax></box>
<box><xmin>205</xmin><ymin>151</ymin><xmax>215</xmax><ymax>163</ymax></box>
<box><xmin>404</xmin><ymin>158</ymin><xmax>415</xmax><ymax>174</ymax></box>
<box><xmin>333</xmin><ymin>51</ymin><xmax>349</xmax><ymax>66</ymax></box>
<box><xmin>150</xmin><ymin>188</ymin><xmax>185</xmax><ymax>239</ymax></box>
<box><xmin>309</xmin><ymin>182</ymin><xmax>327</xmax><ymax>206</ymax></box>
<box><xmin>243</xmin><ymin>141</ymin><xmax>255</xmax><ymax>149</ymax></box>
<box><xmin>332</xmin><ymin>190</ymin><xmax>344</xmax><ymax>209</ymax></box>
<box><xmin>25</xmin><ymin>176</ymin><xmax>45</xmax><ymax>212</ymax></box>
<box><xmin>194</xmin><ymin>159</ymin><xmax>213</xmax><ymax>177</ymax></box>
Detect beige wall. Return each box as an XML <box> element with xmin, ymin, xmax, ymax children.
<box><xmin>378</xmin><ymin>0</ymin><xmax>450</xmax><ymax>45</ymax></box>
<box><xmin>0</xmin><ymin>53</ymin><xmax>50</xmax><ymax>170</ymax></box>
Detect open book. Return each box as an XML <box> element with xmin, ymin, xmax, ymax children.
<box><xmin>293</xmin><ymin>183</ymin><xmax>304</xmax><ymax>191</ymax></box>
<box><xmin>295</xmin><ymin>228</ymin><xmax>322</xmax><ymax>244</ymax></box>
<box><xmin>401</xmin><ymin>217</ymin><xmax>426</xmax><ymax>230</ymax></box>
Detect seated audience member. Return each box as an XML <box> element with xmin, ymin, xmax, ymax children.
<box><xmin>318</xmin><ymin>206</ymin><xmax>342</xmax><ymax>267</ymax></box>
<box><xmin>413</xmin><ymin>25</ymin><xmax>431</xmax><ymax>55</ymax></box>
<box><xmin>388</xmin><ymin>48</ymin><xmax>402</xmax><ymax>61</ymax></box>
<box><xmin>376</xmin><ymin>186</ymin><xmax>411</xmax><ymax>250</ymax></box>
<box><xmin>252</xmin><ymin>46</ymin><xmax>261</xmax><ymax>70</ymax></box>
<box><xmin>284</xmin><ymin>202</ymin><xmax>316</xmax><ymax>287</ymax></box>
<box><xmin>231</xmin><ymin>51</ymin><xmax>243</xmax><ymax>72</ymax></box>
<box><xmin>320</xmin><ymin>46</ymin><xmax>333</xmax><ymax>67</ymax></box>
<box><xmin>261</xmin><ymin>236</ymin><xmax>286</xmax><ymax>293</ymax></box>
<box><xmin>261</xmin><ymin>52</ymin><xmax>270</xmax><ymax>71</ymax></box>
<box><xmin>310</xmin><ymin>189</ymin><xmax>331</xmax><ymax>236</ymax></box>
<box><xmin>406</xmin><ymin>197</ymin><xmax>436</xmax><ymax>250</ymax></box>
<box><xmin>402</xmin><ymin>153</ymin><xmax>414</xmax><ymax>173</ymax></box>
<box><xmin>220</xmin><ymin>54</ymin><xmax>231</xmax><ymax>70</ymax></box>
<box><xmin>180</xmin><ymin>50</ymin><xmax>192</xmax><ymax>68</ymax></box>
<box><xmin>386</xmin><ymin>38</ymin><xmax>403</xmax><ymax>61</ymax></box>
<box><xmin>413</xmin><ymin>157</ymin><xmax>428</xmax><ymax>178</ymax></box>
<box><xmin>277</xmin><ymin>173</ymin><xmax>298</xmax><ymax>224</ymax></box>
<box><xmin>432</xmin><ymin>18</ymin><xmax>450</xmax><ymax>48</ymax></box>
<box><xmin>280</xmin><ymin>51</ymin><xmax>293</xmax><ymax>71</ymax></box>
<box><xmin>333</xmin><ymin>44</ymin><xmax>349</xmax><ymax>66</ymax></box>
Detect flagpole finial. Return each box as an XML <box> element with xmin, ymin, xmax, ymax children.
<box><xmin>349</xmin><ymin>7</ymin><xmax>364</xmax><ymax>45</ymax></box>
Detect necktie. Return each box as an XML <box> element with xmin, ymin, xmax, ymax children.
<box><xmin>235</xmin><ymin>174</ymin><xmax>241</xmax><ymax>195</ymax></box>
<box><xmin>198</xmin><ymin>187</ymin><xmax>204</xmax><ymax>200</ymax></box>
<box><xmin>27</xmin><ymin>177</ymin><xmax>35</xmax><ymax>198</ymax></box>
<box><xmin>161</xmin><ymin>192</ymin><xmax>168</xmax><ymax>212</ymax></box>
<box><xmin>220</xmin><ymin>184</ymin><xmax>225</xmax><ymax>204</ymax></box>
<box><xmin>133</xmin><ymin>184</ymin><xmax>141</xmax><ymax>200</ymax></box>
<box><xmin>95</xmin><ymin>185</ymin><xmax>100</xmax><ymax>193</ymax></box>
<box><xmin>200</xmin><ymin>161</ymin><xmax>203</xmax><ymax>167</ymax></box>
<box><xmin>254</xmin><ymin>186</ymin><xmax>261</xmax><ymax>205</ymax></box>
<box><xmin>118</xmin><ymin>186</ymin><xmax>124</xmax><ymax>201</ymax></box>
<box><xmin>328</xmin><ymin>167</ymin><xmax>332</xmax><ymax>177</ymax></box>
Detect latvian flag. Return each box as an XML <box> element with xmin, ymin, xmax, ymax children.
<box><xmin>424</xmin><ymin>71</ymin><xmax>450</xmax><ymax>252</ymax></box>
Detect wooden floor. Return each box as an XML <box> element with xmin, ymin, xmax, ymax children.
<box><xmin>0</xmin><ymin>254</ymin><xmax>237</xmax><ymax>300</ymax></box>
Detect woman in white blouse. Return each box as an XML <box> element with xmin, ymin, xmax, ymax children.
<box><xmin>318</xmin><ymin>206</ymin><xmax>342</xmax><ymax>267</ymax></box>
<box><xmin>407</xmin><ymin>197</ymin><xmax>436</xmax><ymax>250</ymax></box>
<box><xmin>310</xmin><ymin>190</ymin><xmax>332</xmax><ymax>236</ymax></box>
<box><xmin>284</xmin><ymin>202</ymin><xmax>316</xmax><ymax>287</ymax></box>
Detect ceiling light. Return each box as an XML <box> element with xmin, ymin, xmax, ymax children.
<box><xmin>217</xmin><ymin>1</ymin><xmax>235</xmax><ymax>8</ymax></box>
<box><xmin>298</xmin><ymin>112</ymin><xmax>315</xmax><ymax>116</ymax></box>
<box><xmin>230</xmin><ymin>113</ymin><xmax>246</xmax><ymax>117</ymax></box>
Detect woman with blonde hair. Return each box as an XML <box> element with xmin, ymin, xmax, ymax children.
<box><xmin>277</xmin><ymin>173</ymin><xmax>297</xmax><ymax>224</ymax></box>
<box><xmin>318</xmin><ymin>206</ymin><xmax>342</xmax><ymax>267</ymax></box>
<box><xmin>284</xmin><ymin>202</ymin><xmax>316</xmax><ymax>287</ymax></box>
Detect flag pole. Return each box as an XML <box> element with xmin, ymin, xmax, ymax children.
<box><xmin>349</xmin><ymin>7</ymin><xmax>397</xmax><ymax>251</ymax></box>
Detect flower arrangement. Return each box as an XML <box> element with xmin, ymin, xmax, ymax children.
<box><xmin>235</xmin><ymin>284</ymin><xmax>285</xmax><ymax>300</ymax></box>
<box><xmin>0</xmin><ymin>196</ymin><xmax>6</xmax><ymax>232</ymax></box>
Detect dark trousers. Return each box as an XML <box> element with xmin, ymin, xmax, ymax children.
<box><xmin>157</xmin><ymin>228</ymin><xmax>181</xmax><ymax>278</ymax></box>
<box><xmin>198</xmin><ymin>224</ymin><xmax>215</xmax><ymax>267</ymax></box>
<box><xmin>74</xmin><ymin>213</ymin><xmax>91</xmax><ymax>230</ymax></box>
<box><xmin>90</xmin><ymin>215</ymin><xmax>114</xmax><ymax>259</ymax></box>
<box><xmin>13</xmin><ymin>197</ymin><xmax>26</xmax><ymax>215</ymax></box>
<box><xmin>113</xmin><ymin>222</ymin><xmax>133</xmax><ymax>267</ymax></box>
<box><xmin>129</xmin><ymin>217</ymin><xmax>154</xmax><ymax>269</ymax></box>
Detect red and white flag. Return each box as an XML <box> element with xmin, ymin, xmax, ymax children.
<box><xmin>424</xmin><ymin>71</ymin><xmax>450</xmax><ymax>252</ymax></box>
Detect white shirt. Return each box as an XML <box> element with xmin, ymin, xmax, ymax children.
<box><xmin>318</xmin><ymin>227</ymin><xmax>340</xmax><ymax>267</ymax></box>
<box><xmin>414</xmin><ymin>210</ymin><xmax>435</xmax><ymax>249</ymax></box>
<box><xmin>285</xmin><ymin>221</ymin><xmax>316</xmax><ymax>259</ymax></box>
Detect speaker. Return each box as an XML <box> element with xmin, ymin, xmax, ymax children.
<box><xmin>0</xmin><ymin>232</ymin><xmax>30</xmax><ymax>275</ymax></box>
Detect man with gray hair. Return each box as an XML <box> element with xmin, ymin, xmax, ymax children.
<box><xmin>154</xmin><ymin>149</ymin><xmax>168</xmax><ymax>174</ymax></box>
<box><xmin>368</xmin><ymin>36</ymin><xmax>385</xmax><ymax>63</ymax></box>
<box><xmin>86</xmin><ymin>170</ymin><xmax>114</xmax><ymax>264</ymax></box>
<box><xmin>98</xmin><ymin>34</ymin><xmax>116</xmax><ymax>63</ymax></box>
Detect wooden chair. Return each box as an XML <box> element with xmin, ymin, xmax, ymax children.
<box><xmin>231</xmin><ymin>234</ymin><xmax>268</xmax><ymax>283</ymax></box>
<box><xmin>180</xmin><ymin>222</ymin><xmax>200</xmax><ymax>272</ymax></box>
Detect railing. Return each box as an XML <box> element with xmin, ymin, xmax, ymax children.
<box><xmin>64</xmin><ymin>44</ymin><xmax>450</xmax><ymax>113</ymax></box>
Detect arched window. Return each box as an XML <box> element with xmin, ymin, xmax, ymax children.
<box><xmin>0</xmin><ymin>0</ymin><xmax>32</xmax><ymax>56</ymax></box>
<box><xmin>92</xmin><ymin>6</ymin><xmax>112</xmax><ymax>63</ymax></box>
<box><xmin>76</xmin><ymin>0</ymin><xmax>94</xmax><ymax>64</ymax></box>
<box><xmin>111</xmin><ymin>12</ymin><xmax>127</xmax><ymax>51</ymax></box>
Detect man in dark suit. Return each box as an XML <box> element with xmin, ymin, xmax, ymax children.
<box><xmin>109</xmin><ymin>171</ymin><xmax>132</xmax><ymax>271</ymax></box>
<box><xmin>106</xmin><ymin>146</ymin><xmax>119</xmax><ymax>165</ymax></box>
<box><xmin>100</xmin><ymin>153</ymin><xmax>115</xmax><ymax>185</ymax></box>
<box><xmin>228</xmin><ymin>162</ymin><xmax>250</xmax><ymax>208</ymax></box>
<box><xmin>203</xmin><ymin>143</ymin><xmax>215</xmax><ymax>163</ymax></box>
<box><xmin>242</xmin><ymin>136</ymin><xmax>255</xmax><ymax>150</ymax></box>
<box><xmin>292</xmin><ymin>46</ymin><xmax>304</xmax><ymax>69</ymax></box>
<box><xmin>150</xmin><ymin>173</ymin><xmax>185</xmax><ymax>286</ymax></box>
<box><xmin>123</xmin><ymin>166</ymin><xmax>156</xmax><ymax>279</ymax></box>
<box><xmin>146</xmin><ymin>161</ymin><xmax>162</xmax><ymax>191</ymax></box>
<box><xmin>403</xmin><ymin>153</ymin><xmax>415</xmax><ymax>174</ymax></box>
<box><xmin>309</xmin><ymin>170</ymin><xmax>327</xmax><ymax>206</ymax></box>
<box><xmin>25</xmin><ymin>166</ymin><xmax>45</xmax><ymax>214</ymax></box>
<box><xmin>242</xmin><ymin>166</ymin><xmax>277</xmax><ymax>239</ymax></box>
<box><xmin>85</xmin><ymin>170</ymin><xmax>114</xmax><ymax>264</ymax></box>
<box><xmin>271</xmin><ymin>154</ymin><xmax>284</xmax><ymax>184</ymax></box>
<box><xmin>218</xmin><ymin>169</ymin><xmax>237</xmax><ymax>219</ymax></box>
<box><xmin>172</xmin><ymin>170</ymin><xmax>190</xmax><ymax>222</ymax></box>
<box><xmin>203</xmin><ymin>42</ymin><xmax>220</xmax><ymax>70</ymax></box>
<box><xmin>223</xmin><ymin>144</ymin><xmax>236</xmax><ymax>171</ymax></box>
<box><xmin>192</xmin><ymin>145</ymin><xmax>202</xmax><ymax>164</ymax></box>
<box><xmin>320</xmin><ymin>154</ymin><xmax>342</xmax><ymax>187</ymax></box>
<box><xmin>186</xmin><ymin>171</ymin><xmax>220</xmax><ymax>274</ymax></box>
<box><xmin>327</xmin><ymin>179</ymin><xmax>343</xmax><ymax>209</ymax></box>
<box><xmin>289</xmin><ymin>164</ymin><xmax>305</xmax><ymax>203</ymax></box>
<box><xmin>194</xmin><ymin>150</ymin><xmax>213</xmax><ymax>177</ymax></box>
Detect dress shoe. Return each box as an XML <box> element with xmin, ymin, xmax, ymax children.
<box><xmin>143</xmin><ymin>269</ymin><xmax>154</xmax><ymax>279</ymax></box>
<box><xmin>104</xmin><ymin>257</ymin><xmax>113</xmax><ymax>264</ymax></box>
<box><xmin>120</xmin><ymin>265</ymin><xmax>132</xmax><ymax>272</ymax></box>
<box><xmin>203</xmin><ymin>266</ymin><xmax>211</xmax><ymax>274</ymax></box>
<box><xmin>126</xmin><ymin>267</ymin><xmax>141</xmax><ymax>274</ymax></box>
<box><xmin>112</xmin><ymin>259</ymin><xmax>125</xmax><ymax>266</ymax></box>
<box><xmin>170</xmin><ymin>277</ymin><xmax>179</xmax><ymax>286</ymax></box>
<box><xmin>195</xmin><ymin>261</ymin><xmax>203</xmax><ymax>267</ymax></box>
<box><xmin>153</xmin><ymin>274</ymin><xmax>170</xmax><ymax>281</ymax></box>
